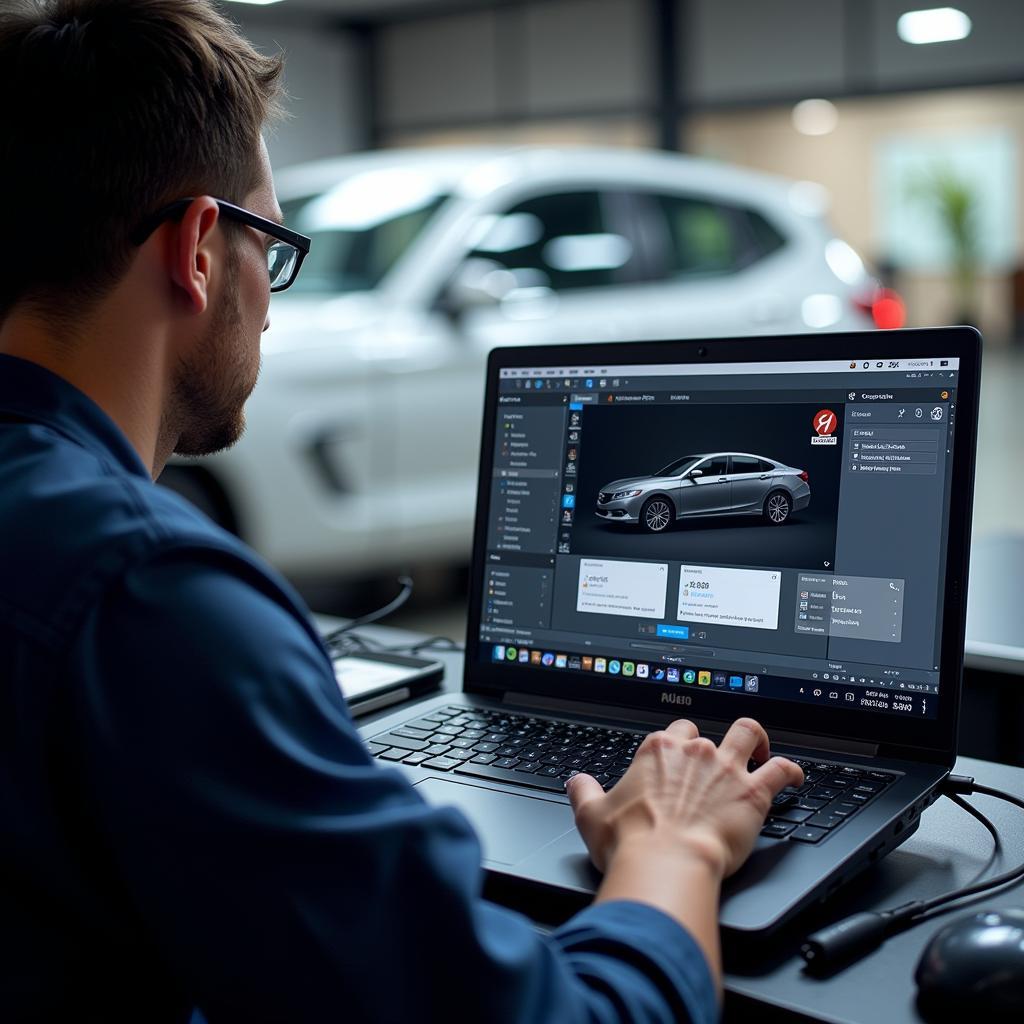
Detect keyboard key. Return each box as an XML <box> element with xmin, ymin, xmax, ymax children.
<box><xmin>472</xmin><ymin>742</ymin><xmax>500</xmax><ymax>753</ymax></box>
<box><xmin>408</xmin><ymin>716</ymin><xmax>446</xmax><ymax>729</ymax></box>
<box><xmin>810</xmin><ymin>786</ymin><xmax>840</xmax><ymax>801</ymax></box>
<box><xmin>807</xmin><ymin>812</ymin><xmax>844</xmax><ymax>829</ymax></box>
<box><xmin>378</xmin><ymin>734</ymin><xmax>428</xmax><ymax>752</ymax></box>
<box><xmin>761</xmin><ymin>821</ymin><xmax>796</xmax><ymax>839</ymax></box>
<box><xmin>772</xmin><ymin>807</ymin><xmax>814</xmax><ymax>824</ymax></box>
<box><xmin>366</xmin><ymin>742</ymin><xmax>389</xmax><ymax>755</ymax></box>
<box><xmin>402</xmin><ymin>752</ymin><xmax>431</xmax><ymax>766</ymax></box>
<box><xmin>425</xmin><ymin>743</ymin><xmax>451</xmax><ymax>756</ymax></box>
<box><xmin>448</xmin><ymin>738</ymin><xmax>476</xmax><ymax>749</ymax></box>
<box><xmin>494</xmin><ymin>757</ymin><xmax>520</xmax><ymax>769</ymax></box>
<box><xmin>853</xmin><ymin>781</ymin><xmax>884</xmax><ymax>794</ymax></box>
<box><xmin>837</xmin><ymin>766</ymin><xmax>864</xmax><ymax>778</ymax></box>
<box><xmin>454</xmin><ymin>763</ymin><xmax>567</xmax><ymax>792</ymax></box>
<box><xmin>791</xmin><ymin>825</ymin><xmax>829</xmax><ymax>844</ymax></box>
<box><xmin>445</xmin><ymin>748</ymin><xmax>474</xmax><ymax>761</ymax></box>
<box><xmin>538</xmin><ymin>766</ymin><xmax>562</xmax><ymax>778</ymax></box>
<box><xmin>471</xmin><ymin>753</ymin><xmax>497</xmax><ymax>765</ymax></box>
<box><xmin>795</xmin><ymin>798</ymin><xmax>827</xmax><ymax>811</ymax></box>
<box><xmin>866</xmin><ymin>771</ymin><xmax>895</xmax><ymax>783</ymax></box>
<box><xmin>436</xmin><ymin>725</ymin><xmax>463</xmax><ymax>736</ymax></box>
<box><xmin>848</xmin><ymin>791</ymin><xmax>871</xmax><ymax>804</ymax></box>
<box><xmin>423</xmin><ymin>756</ymin><xmax>461</xmax><ymax>771</ymax></box>
<box><xmin>832</xmin><ymin>802</ymin><xmax>859</xmax><ymax>817</ymax></box>
<box><xmin>377</xmin><ymin>748</ymin><xmax>407</xmax><ymax>761</ymax></box>
<box><xmin>391</xmin><ymin>727</ymin><xmax>432</xmax><ymax>740</ymax></box>
<box><xmin>515</xmin><ymin>761</ymin><xmax>541</xmax><ymax>773</ymax></box>
<box><xmin>461</xmin><ymin>729</ymin><xmax>486</xmax><ymax>740</ymax></box>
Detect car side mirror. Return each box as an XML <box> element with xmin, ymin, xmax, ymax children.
<box><xmin>440</xmin><ymin>258</ymin><xmax>515</xmax><ymax>319</ymax></box>
<box><xmin>687</xmin><ymin>469</ymin><xmax>703</xmax><ymax>479</ymax></box>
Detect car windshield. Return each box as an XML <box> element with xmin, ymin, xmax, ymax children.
<box><xmin>656</xmin><ymin>456</ymin><xmax>700</xmax><ymax>476</ymax></box>
<box><xmin>280</xmin><ymin>169</ymin><xmax>449</xmax><ymax>293</ymax></box>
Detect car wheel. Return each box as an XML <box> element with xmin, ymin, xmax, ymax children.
<box><xmin>640</xmin><ymin>496</ymin><xmax>673</xmax><ymax>533</ymax></box>
<box><xmin>764</xmin><ymin>490</ymin><xmax>791</xmax><ymax>525</ymax></box>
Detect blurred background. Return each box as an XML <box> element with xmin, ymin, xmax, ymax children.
<box><xmin>170</xmin><ymin>0</ymin><xmax>1023</xmax><ymax>646</ymax></box>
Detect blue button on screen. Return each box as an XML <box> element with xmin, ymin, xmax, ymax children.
<box><xmin>729</xmin><ymin>676</ymin><xmax>744</xmax><ymax>689</ymax></box>
<box><xmin>656</xmin><ymin>625</ymin><xmax>690</xmax><ymax>640</ymax></box>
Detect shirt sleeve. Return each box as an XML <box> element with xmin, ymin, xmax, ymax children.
<box><xmin>71</xmin><ymin>546</ymin><xmax>717</xmax><ymax>1024</ymax></box>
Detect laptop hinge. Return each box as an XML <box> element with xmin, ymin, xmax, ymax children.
<box><xmin>502</xmin><ymin>692</ymin><xmax>880</xmax><ymax>759</ymax></box>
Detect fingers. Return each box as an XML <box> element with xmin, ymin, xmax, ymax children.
<box><xmin>751</xmin><ymin>755</ymin><xmax>805</xmax><ymax>795</ymax></box>
<box><xmin>664</xmin><ymin>718</ymin><xmax>700</xmax><ymax>741</ymax></box>
<box><xmin>718</xmin><ymin>717</ymin><xmax>771</xmax><ymax>766</ymax></box>
<box><xmin>566</xmin><ymin>772</ymin><xmax>604</xmax><ymax>820</ymax></box>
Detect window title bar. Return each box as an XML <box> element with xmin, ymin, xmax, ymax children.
<box><xmin>500</xmin><ymin>358</ymin><xmax>960</xmax><ymax>379</ymax></box>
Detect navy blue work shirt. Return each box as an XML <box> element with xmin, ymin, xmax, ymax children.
<box><xmin>0</xmin><ymin>353</ymin><xmax>717</xmax><ymax>1023</ymax></box>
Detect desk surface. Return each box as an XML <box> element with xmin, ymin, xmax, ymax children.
<box><xmin>321</xmin><ymin>618</ymin><xmax>1024</xmax><ymax>1024</ymax></box>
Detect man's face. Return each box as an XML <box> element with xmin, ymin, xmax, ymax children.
<box><xmin>173</xmin><ymin>140</ymin><xmax>279</xmax><ymax>457</ymax></box>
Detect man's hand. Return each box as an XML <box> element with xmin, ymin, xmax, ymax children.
<box><xmin>567</xmin><ymin>717</ymin><xmax>804</xmax><ymax>880</ymax></box>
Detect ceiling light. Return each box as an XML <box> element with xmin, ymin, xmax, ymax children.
<box><xmin>897</xmin><ymin>7</ymin><xmax>972</xmax><ymax>45</ymax></box>
<box><xmin>791</xmin><ymin>99</ymin><xmax>838</xmax><ymax>136</ymax></box>
<box><xmin>224</xmin><ymin>1</ymin><xmax>287</xmax><ymax>6</ymax></box>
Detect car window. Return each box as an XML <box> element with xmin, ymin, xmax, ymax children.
<box><xmin>698</xmin><ymin>456</ymin><xmax>729</xmax><ymax>477</ymax></box>
<box><xmin>651</xmin><ymin>195</ymin><xmax>742</xmax><ymax>277</ymax></box>
<box><xmin>657</xmin><ymin>455</ymin><xmax>700</xmax><ymax>476</ymax></box>
<box><xmin>757</xmin><ymin>459</ymin><xmax>775</xmax><ymax>473</ymax></box>
<box><xmin>632</xmin><ymin>193</ymin><xmax>788</xmax><ymax>282</ymax></box>
<box><xmin>468</xmin><ymin>191</ymin><xmax>638</xmax><ymax>292</ymax></box>
<box><xmin>280</xmin><ymin>179</ymin><xmax>448</xmax><ymax>293</ymax></box>
<box><xmin>745</xmin><ymin>211</ymin><xmax>787</xmax><ymax>260</ymax></box>
<box><xmin>729</xmin><ymin>455</ymin><xmax>761</xmax><ymax>474</ymax></box>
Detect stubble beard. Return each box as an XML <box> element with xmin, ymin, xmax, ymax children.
<box><xmin>172</xmin><ymin>252</ymin><xmax>260</xmax><ymax>458</ymax></box>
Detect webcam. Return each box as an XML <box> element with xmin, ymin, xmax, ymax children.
<box><xmin>697</xmin><ymin>345</ymin><xmax>709</xmax><ymax>358</ymax></box>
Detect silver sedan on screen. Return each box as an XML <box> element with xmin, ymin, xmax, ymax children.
<box><xmin>596</xmin><ymin>452</ymin><xmax>811</xmax><ymax>532</ymax></box>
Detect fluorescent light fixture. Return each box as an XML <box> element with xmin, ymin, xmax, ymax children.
<box><xmin>897</xmin><ymin>7</ymin><xmax>972</xmax><ymax>45</ymax></box>
<box><xmin>791</xmin><ymin>99</ymin><xmax>838</xmax><ymax>136</ymax></box>
<box><xmin>224</xmin><ymin>1</ymin><xmax>287</xmax><ymax>6</ymax></box>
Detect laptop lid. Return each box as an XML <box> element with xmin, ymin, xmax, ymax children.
<box><xmin>465</xmin><ymin>328</ymin><xmax>981</xmax><ymax>766</ymax></box>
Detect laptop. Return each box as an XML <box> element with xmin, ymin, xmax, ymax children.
<box><xmin>359</xmin><ymin>327</ymin><xmax>981</xmax><ymax>934</ymax></box>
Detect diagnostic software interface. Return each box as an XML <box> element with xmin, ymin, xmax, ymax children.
<box><xmin>478</xmin><ymin>356</ymin><xmax>962</xmax><ymax>721</ymax></box>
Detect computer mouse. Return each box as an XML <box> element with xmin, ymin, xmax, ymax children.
<box><xmin>915</xmin><ymin>907</ymin><xmax>1024</xmax><ymax>1021</ymax></box>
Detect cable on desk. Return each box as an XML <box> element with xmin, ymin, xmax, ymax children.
<box><xmin>321</xmin><ymin>576</ymin><xmax>415</xmax><ymax>651</ymax></box>
<box><xmin>800</xmin><ymin>775</ymin><xmax>1024</xmax><ymax>973</ymax></box>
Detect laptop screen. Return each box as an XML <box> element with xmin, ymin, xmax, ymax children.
<box><xmin>474</xmin><ymin>352</ymin><xmax>965</xmax><ymax>725</ymax></box>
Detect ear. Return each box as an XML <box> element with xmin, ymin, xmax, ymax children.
<box><xmin>167</xmin><ymin>197</ymin><xmax>222</xmax><ymax>315</ymax></box>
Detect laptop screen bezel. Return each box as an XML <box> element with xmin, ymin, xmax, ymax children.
<box><xmin>464</xmin><ymin>327</ymin><xmax>980</xmax><ymax>766</ymax></box>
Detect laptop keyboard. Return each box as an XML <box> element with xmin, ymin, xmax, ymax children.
<box><xmin>368</xmin><ymin>705</ymin><xmax>899</xmax><ymax>845</ymax></box>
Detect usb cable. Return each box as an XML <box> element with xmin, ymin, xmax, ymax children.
<box><xmin>800</xmin><ymin>775</ymin><xmax>1024</xmax><ymax>972</ymax></box>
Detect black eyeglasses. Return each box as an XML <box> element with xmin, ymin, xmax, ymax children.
<box><xmin>130</xmin><ymin>197</ymin><xmax>311</xmax><ymax>292</ymax></box>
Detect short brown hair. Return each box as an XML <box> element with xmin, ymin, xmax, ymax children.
<box><xmin>0</xmin><ymin>0</ymin><xmax>284</xmax><ymax>324</ymax></box>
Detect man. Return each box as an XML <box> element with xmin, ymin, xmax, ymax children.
<box><xmin>0</xmin><ymin>2</ymin><xmax>803</xmax><ymax>1021</ymax></box>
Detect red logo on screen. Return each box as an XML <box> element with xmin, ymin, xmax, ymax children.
<box><xmin>813</xmin><ymin>409</ymin><xmax>837</xmax><ymax>436</ymax></box>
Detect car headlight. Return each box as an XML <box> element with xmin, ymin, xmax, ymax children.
<box><xmin>612</xmin><ymin>489</ymin><xmax>643</xmax><ymax>499</ymax></box>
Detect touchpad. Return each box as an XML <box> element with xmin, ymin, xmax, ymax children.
<box><xmin>415</xmin><ymin>777</ymin><xmax>576</xmax><ymax>866</ymax></box>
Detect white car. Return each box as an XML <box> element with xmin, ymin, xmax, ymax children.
<box><xmin>160</xmin><ymin>145</ymin><xmax>891</xmax><ymax>577</ymax></box>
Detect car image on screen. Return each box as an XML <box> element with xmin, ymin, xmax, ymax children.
<box><xmin>596</xmin><ymin>452</ymin><xmax>810</xmax><ymax>532</ymax></box>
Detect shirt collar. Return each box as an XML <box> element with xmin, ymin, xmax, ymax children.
<box><xmin>0</xmin><ymin>353</ymin><xmax>152</xmax><ymax>480</ymax></box>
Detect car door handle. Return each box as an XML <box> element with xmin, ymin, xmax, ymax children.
<box><xmin>759</xmin><ymin>474</ymin><xmax>770</xmax><ymax>479</ymax></box>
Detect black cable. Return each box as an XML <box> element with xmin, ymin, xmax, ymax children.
<box><xmin>322</xmin><ymin>576</ymin><xmax>415</xmax><ymax>650</ymax></box>
<box><xmin>800</xmin><ymin>775</ymin><xmax>1024</xmax><ymax>972</ymax></box>
<box><xmin>944</xmin><ymin>792</ymin><xmax>1002</xmax><ymax>887</ymax></box>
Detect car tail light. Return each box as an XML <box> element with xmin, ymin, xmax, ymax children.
<box><xmin>799</xmin><ymin>470</ymin><xmax>809</xmax><ymax>482</ymax></box>
<box><xmin>854</xmin><ymin>286</ymin><xmax>906</xmax><ymax>330</ymax></box>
